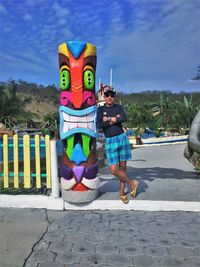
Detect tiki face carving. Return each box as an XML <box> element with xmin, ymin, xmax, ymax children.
<box><xmin>59</xmin><ymin>41</ymin><xmax>96</xmax><ymax>109</ymax></box>
<box><xmin>58</xmin><ymin>41</ymin><xmax>99</xmax><ymax>197</ymax></box>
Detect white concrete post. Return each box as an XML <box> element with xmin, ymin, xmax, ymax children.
<box><xmin>110</xmin><ymin>68</ymin><xmax>112</xmax><ymax>87</ymax></box>
<box><xmin>50</xmin><ymin>140</ymin><xmax>60</xmax><ymax>198</ymax></box>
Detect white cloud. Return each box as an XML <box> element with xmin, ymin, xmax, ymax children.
<box><xmin>57</xmin><ymin>18</ymin><xmax>68</xmax><ymax>26</ymax></box>
<box><xmin>1</xmin><ymin>0</ymin><xmax>199</xmax><ymax>92</ymax></box>
<box><xmin>23</xmin><ymin>14</ymin><xmax>32</xmax><ymax>21</ymax></box>
<box><xmin>0</xmin><ymin>2</ymin><xmax>7</xmax><ymax>13</ymax></box>
<box><xmin>98</xmin><ymin>0</ymin><xmax>200</xmax><ymax>91</ymax></box>
<box><xmin>58</xmin><ymin>28</ymin><xmax>74</xmax><ymax>40</ymax></box>
<box><xmin>109</xmin><ymin>1</ymin><xmax>125</xmax><ymax>33</ymax></box>
<box><xmin>0</xmin><ymin>53</ymin><xmax>47</xmax><ymax>80</ymax></box>
<box><xmin>26</xmin><ymin>0</ymin><xmax>45</xmax><ymax>6</ymax></box>
<box><xmin>52</xmin><ymin>1</ymin><xmax>69</xmax><ymax>17</ymax></box>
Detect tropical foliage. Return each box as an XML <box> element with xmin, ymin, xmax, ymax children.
<box><xmin>0</xmin><ymin>80</ymin><xmax>33</xmax><ymax>123</ymax></box>
<box><xmin>0</xmin><ymin>80</ymin><xmax>199</xmax><ymax>133</ymax></box>
<box><xmin>119</xmin><ymin>93</ymin><xmax>200</xmax><ymax>134</ymax></box>
<box><xmin>0</xmin><ymin>79</ymin><xmax>59</xmax><ymax>127</ymax></box>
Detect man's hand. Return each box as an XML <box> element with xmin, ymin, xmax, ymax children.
<box><xmin>110</xmin><ymin>117</ymin><xmax>116</xmax><ymax>123</ymax></box>
<box><xmin>103</xmin><ymin>114</ymin><xmax>121</xmax><ymax>124</ymax></box>
<box><xmin>110</xmin><ymin>114</ymin><xmax>120</xmax><ymax>123</ymax></box>
<box><xmin>103</xmin><ymin>116</ymin><xmax>107</xmax><ymax>122</ymax></box>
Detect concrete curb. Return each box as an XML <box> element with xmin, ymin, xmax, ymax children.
<box><xmin>133</xmin><ymin>141</ymin><xmax>187</xmax><ymax>147</ymax></box>
<box><xmin>0</xmin><ymin>195</ymin><xmax>64</xmax><ymax>210</ymax></box>
<box><xmin>64</xmin><ymin>200</ymin><xmax>200</xmax><ymax>211</ymax></box>
<box><xmin>0</xmin><ymin>195</ymin><xmax>200</xmax><ymax>211</ymax></box>
<box><xmin>129</xmin><ymin>135</ymin><xmax>188</xmax><ymax>147</ymax></box>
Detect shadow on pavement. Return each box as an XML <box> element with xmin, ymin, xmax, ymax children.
<box><xmin>126</xmin><ymin>166</ymin><xmax>199</xmax><ymax>181</ymax></box>
<box><xmin>98</xmin><ymin>166</ymin><xmax>200</xmax><ymax>200</ymax></box>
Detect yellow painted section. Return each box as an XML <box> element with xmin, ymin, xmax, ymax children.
<box><xmin>23</xmin><ymin>135</ymin><xmax>31</xmax><ymax>188</ymax></box>
<box><xmin>59</xmin><ymin>42</ymin><xmax>96</xmax><ymax>59</ymax></box>
<box><xmin>3</xmin><ymin>135</ymin><xmax>9</xmax><ymax>188</ymax></box>
<box><xmin>58</xmin><ymin>43</ymin><xmax>69</xmax><ymax>57</ymax></box>
<box><xmin>35</xmin><ymin>135</ymin><xmax>41</xmax><ymax>188</ymax></box>
<box><xmin>84</xmin><ymin>43</ymin><xmax>96</xmax><ymax>57</ymax></box>
<box><xmin>60</xmin><ymin>65</ymin><xmax>70</xmax><ymax>72</ymax></box>
<box><xmin>13</xmin><ymin>135</ymin><xmax>19</xmax><ymax>188</ymax></box>
<box><xmin>45</xmin><ymin>135</ymin><xmax>51</xmax><ymax>188</ymax></box>
<box><xmin>1</xmin><ymin>134</ymin><xmax>52</xmax><ymax>190</ymax></box>
<box><xmin>83</xmin><ymin>65</ymin><xmax>94</xmax><ymax>72</ymax></box>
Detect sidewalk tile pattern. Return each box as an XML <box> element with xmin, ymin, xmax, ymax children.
<box><xmin>25</xmin><ymin>210</ymin><xmax>200</xmax><ymax>267</ymax></box>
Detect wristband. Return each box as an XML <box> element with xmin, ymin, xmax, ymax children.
<box><xmin>107</xmin><ymin>117</ymin><xmax>111</xmax><ymax>122</ymax></box>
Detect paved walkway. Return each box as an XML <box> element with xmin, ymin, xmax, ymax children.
<box><xmin>0</xmin><ymin>143</ymin><xmax>200</xmax><ymax>267</ymax></box>
<box><xmin>0</xmin><ymin>208</ymin><xmax>200</xmax><ymax>267</ymax></box>
<box><xmin>98</xmin><ymin>144</ymin><xmax>200</xmax><ymax>202</ymax></box>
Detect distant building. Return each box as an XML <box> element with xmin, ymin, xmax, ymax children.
<box><xmin>96</xmin><ymin>83</ymin><xmax>106</xmax><ymax>106</ymax></box>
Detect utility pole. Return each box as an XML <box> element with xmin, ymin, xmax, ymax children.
<box><xmin>110</xmin><ymin>68</ymin><xmax>113</xmax><ymax>87</ymax></box>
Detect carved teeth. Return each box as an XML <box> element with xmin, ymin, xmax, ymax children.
<box><xmin>63</xmin><ymin>122</ymin><xmax>69</xmax><ymax>133</ymax></box>
<box><xmin>69</xmin><ymin>122</ymin><xmax>77</xmax><ymax>129</ymax></box>
<box><xmin>62</xmin><ymin>111</ymin><xmax>95</xmax><ymax>132</ymax></box>
<box><xmin>82</xmin><ymin>177</ymin><xmax>100</xmax><ymax>189</ymax></box>
<box><xmin>79</xmin><ymin>116</ymin><xmax>86</xmax><ymax>122</ymax></box>
<box><xmin>61</xmin><ymin>177</ymin><xmax>100</xmax><ymax>190</ymax></box>
<box><xmin>60</xmin><ymin>177</ymin><xmax>76</xmax><ymax>190</ymax></box>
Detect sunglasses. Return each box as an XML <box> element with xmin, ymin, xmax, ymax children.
<box><xmin>104</xmin><ymin>92</ymin><xmax>115</xmax><ymax>98</ymax></box>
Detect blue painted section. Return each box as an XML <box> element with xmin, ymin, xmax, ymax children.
<box><xmin>67</xmin><ymin>41</ymin><xmax>86</xmax><ymax>59</ymax></box>
<box><xmin>59</xmin><ymin>105</ymin><xmax>97</xmax><ymax>139</ymax></box>
<box><xmin>70</xmin><ymin>143</ymin><xmax>86</xmax><ymax>165</ymax></box>
<box><xmin>0</xmin><ymin>138</ymin><xmax>46</xmax><ymax>162</ymax></box>
<box><xmin>143</xmin><ymin>138</ymin><xmax>188</xmax><ymax>145</ymax></box>
<box><xmin>60</xmin><ymin>105</ymin><xmax>96</xmax><ymax>116</ymax></box>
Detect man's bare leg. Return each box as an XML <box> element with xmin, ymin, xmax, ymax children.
<box><xmin>119</xmin><ymin>161</ymin><xmax>127</xmax><ymax>196</ymax></box>
<box><xmin>109</xmin><ymin>164</ymin><xmax>137</xmax><ymax>192</ymax></box>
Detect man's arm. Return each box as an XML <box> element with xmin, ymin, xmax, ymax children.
<box><xmin>96</xmin><ymin>107</ymin><xmax>110</xmax><ymax>129</ymax></box>
<box><xmin>110</xmin><ymin>114</ymin><xmax>120</xmax><ymax>124</ymax></box>
<box><xmin>109</xmin><ymin>106</ymin><xmax>127</xmax><ymax>124</ymax></box>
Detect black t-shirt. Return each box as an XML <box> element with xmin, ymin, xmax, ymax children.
<box><xmin>96</xmin><ymin>104</ymin><xmax>127</xmax><ymax>137</ymax></box>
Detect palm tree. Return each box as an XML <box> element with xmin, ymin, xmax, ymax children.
<box><xmin>149</xmin><ymin>94</ymin><xmax>177</xmax><ymax>129</ymax></box>
<box><xmin>174</xmin><ymin>96</ymin><xmax>200</xmax><ymax>132</ymax></box>
<box><xmin>118</xmin><ymin>92</ymin><xmax>199</xmax><ymax>136</ymax></box>
<box><xmin>0</xmin><ymin>80</ymin><xmax>33</xmax><ymax>124</ymax></box>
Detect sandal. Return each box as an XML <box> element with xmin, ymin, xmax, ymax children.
<box><xmin>120</xmin><ymin>195</ymin><xmax>129</xmax><ymax>204</ymax></box>
<box><xmin>130</xmin><ymin>180</ymin><xmax>139</xmax><ymax>198</ymax></box>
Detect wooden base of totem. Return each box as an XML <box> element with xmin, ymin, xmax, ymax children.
<box><xmin>62</xmin><ymin>189</ymin><xmax>99</xmax><ymax>203</ymax></box>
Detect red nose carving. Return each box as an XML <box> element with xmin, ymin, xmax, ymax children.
<box><xmin>70</xmin><ymin>53</ymin><xmax>83</xmax><ymax>109</ymax></box>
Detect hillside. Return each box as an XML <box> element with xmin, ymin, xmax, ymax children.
<box><xmin>19</xmin><ymin>93</ymin><xmax>59</xmax><ymax>119</ymax></box>
<box><xmin>117</xmin><ymin>90</ymin><xmax>200</xmax><ymax>106</ymax></box>
<box><xmin>1</xmin><ymin>80</ymin><xmax>200</xmax><ymax>124</ymax></box>
<box><xmin>2</xmin><ymin>80</ymin><xmax>61</xmax><ymax>120</ymax></box>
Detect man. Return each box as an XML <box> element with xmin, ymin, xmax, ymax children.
<box><xmin>96</xmin><ymin>85</ymin><xmax>138</xmax><ymax>204</ymax></box>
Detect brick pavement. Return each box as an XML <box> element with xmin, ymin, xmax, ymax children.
<box><xmin>25</xmin><ymin>210</ymin><xmax>200</xmax><ymax>267</ymax></box>
<box><xmin>1</xmin><ymin>144</ymin><xmax>200</xmax><ymax>267</ymax></box>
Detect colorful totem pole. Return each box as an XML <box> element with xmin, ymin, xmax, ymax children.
<box><xmin>58</xmin><ymin>41</ymin><xmax>99</xmax><ymax>203</ymax></box>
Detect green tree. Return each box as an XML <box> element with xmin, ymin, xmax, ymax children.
<box><xmin>149</xmin><ymin>94</ymin><xmax>177</xmax><ymax>129</ymax></box>
<box><xmin>173</xmin><ymin>96</ymin><xmax>200</xmax><ymax>132</ymax></box>
<box><xmin>0</xmin><ymin>80</ymin><xmax>33</xmax><ymax>124</ymax></box>
<box><xmin>43</xmin><ymin>112</ymin><xmax>59</xmax><ymax>129</ymax></box>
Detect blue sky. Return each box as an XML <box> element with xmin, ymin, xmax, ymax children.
<box><xmin>0</xmin><ymin>0</ymin><xmax>199</xmax><ymax>93</ymax></box>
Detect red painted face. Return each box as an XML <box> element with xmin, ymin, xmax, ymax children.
<box><xmin>59</xmin><ymin>44</ymin><xmax>96</xmax><ymax>110</ymax></box>
<box><xmin>69</xmin><ymin>52</ymin><xmax>84</xmax><ymax>109</ymax></box>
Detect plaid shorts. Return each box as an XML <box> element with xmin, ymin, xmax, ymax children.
<box><xmin>105</xmin><ymin>133</ymin><xmax>132</xmax><ymax>166</ymax></box>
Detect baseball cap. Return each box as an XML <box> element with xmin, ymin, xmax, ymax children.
<box><xmin>103</xmin><ymin>85</ymin><xmax>116</xmax><ymax>94</ymax></box>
